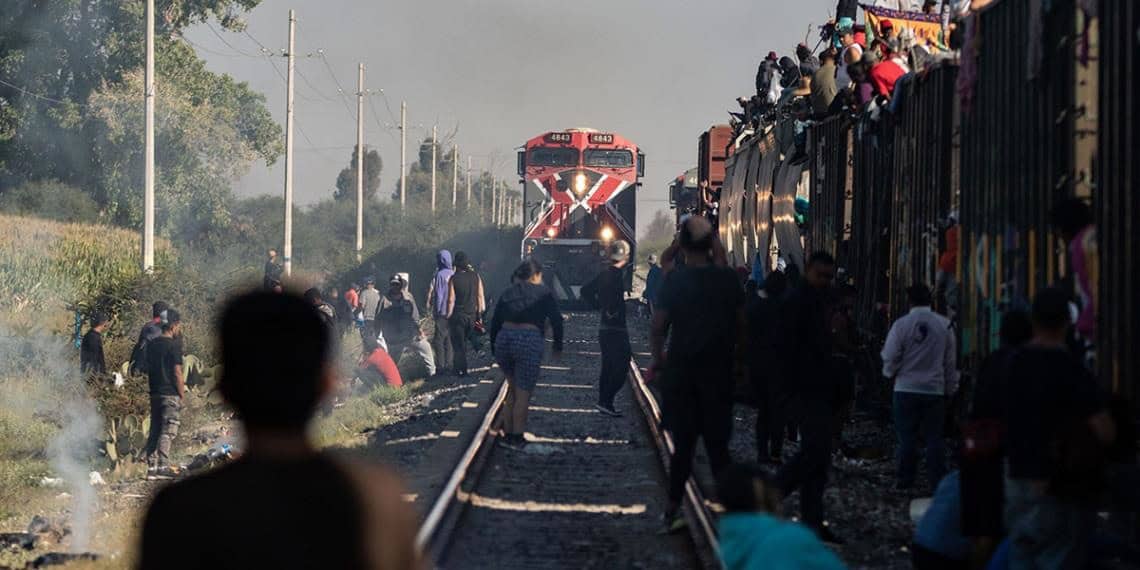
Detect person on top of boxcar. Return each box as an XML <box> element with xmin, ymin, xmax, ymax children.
<box><xmin>811</xmin><ymin>48</ymin><xmax>840</xmax><ymax>118</ymax></box>
<box><xmin>870</xmin><ymin>38</ymin><xmax>911</xmax><ymax>99</ymax></box>
<box><xmin>489</xmin><ymin>259</ymin><xmax>564</xmax><ymax>451</ymax></box>
<box><xmin>836</xmin><ymin>20</ymin><xmax>864</xmax><ymax>88</ymax></box>
<box><xmin>773</xmin><ymin>251</ymin><xmax>844</xmax><ymax>544</ymax></box>
<box><xmin>650</xmin><ymin>216</ymin><xmax>745</xmax><ymax>533</ymax></box>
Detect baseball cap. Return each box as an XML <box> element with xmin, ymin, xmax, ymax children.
<box><xmin>364</xmin><ymin>275</ymin><xmax>375</xmax><ymax>284</ymax></box>
<box><xmin>647</xmin><ymin>254</ymin><xmax>659</xmax><ymax>264</ymax></box>
<box><xmin>609</xmin><ymin>240</ymin><xmax>630</xmax><ymax>262</ymax></box>
<box><xmin>388</xmin><ymin>274</ymin><xmax>402</xmax><ymax>285</ymax></box>
<box><xmin>881</xmin><ymin>19</ymin><xmax>894</xmax><ymax>30</ymax></box>
<box><xmin>837</xmin><ymin>17</ymin><xmax>855</xmax><ymax>32</ymax></box>
<box><xmin>160</xmin><ymin>308</ymin><xmax>181</xmax><ymax>326</ymax></box>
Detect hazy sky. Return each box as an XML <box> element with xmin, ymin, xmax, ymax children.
<box><xmin>186</xmin><ymin>0</ymin><xmax>831</xmax><ymax>234</ymax></box>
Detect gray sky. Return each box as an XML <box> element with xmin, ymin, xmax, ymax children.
<box><xmin>186</xmin><ymin>0</ymin><xmax>831</xmax><ymax>235</ymax></box>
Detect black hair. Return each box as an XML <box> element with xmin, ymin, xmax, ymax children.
<box><xmin>807</xmin><ymin>251</ymin><xmax>836</xmax><ymax>267</ymax></box>
<box><xmin>454</xmin><ymin>251</ymin><xmax>469</xmax><ymax>271</ymax></box>
<box><xmin>907</xmin><ymin>283</ymin><xmax>933</xmax><ymax>306</ymax></box>
<box><xmin>91</xmin><ymin>312</ymin><xmax>110</xmax><ymax>327</ymax></box>
<box><xmin>1031</xmin><ymin>287</ymin><xmax>1071</xmax><ymax>330</ymax></box>
<box><xmin>219</xmin><ymin>291</ymin><xmax>331</xmax><ymax>431</ymax></box>
<box><xmin>152</xmin><ymin>301</ymin><xmax>169</xmax><ymax>318</ymax></box>
<box><xmin>764</xmin><ymin>271</ymin><xmax>788</xmax><ymax>298</ymax></box>
<box><xmin>303</xmin><ymin>287</ymin><xmax>323</xmax><ymax>304</ymax></box>
<box><xmin>716</xmin><ymin>463</ymin><xmax>781</xmax><ymax>514</ymax></box>
<box><xmin>512</xmin><ymin>259</ymin><xmax>543</xmax><ymax>283</ymax></box>
<box><xmin>679</xmin><ymin>218</ymin><xmax>714</xmax><ymax>252</ymax></box>
<box><xmin>999</xmin><ymin>310</ymin><xmax>1033</xmax><ymax>347</ymax></box>
<box><xmin>1050</xmin><ymin>198</ymin><xmax>1092</xmax><ymax>238</ymax></box>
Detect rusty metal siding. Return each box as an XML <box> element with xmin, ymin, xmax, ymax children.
<box><xmin>958</xmin><ymin>0</ymin><xmax>1076</xmax><ymax>359</ymax></box>
<box><xmin>806</xmin><ymin>116</ymin><xmax>851</xmax><ymax>260</ymax></box>
<box><xmin>888</xmin><ymin>65</ymin><xmax>959</xmax><ymax>321</ymax></box>
<box><xmin>1096</xmin><ymin>0</ymin><xmax>1139</xmax><ymax>401</ymax></box>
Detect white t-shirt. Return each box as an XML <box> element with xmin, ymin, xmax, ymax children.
<box><xmin>836</xmin><ymin>43</ymin><xmax>864</xmax><ymax>88</ymax></box>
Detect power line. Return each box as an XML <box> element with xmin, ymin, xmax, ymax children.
<box><xmin>366</xmin><ymin>96</ymin><xmax>400</xmax><ymax>146</ymax></box>
<box><xmin>0</xmin><ymin>77</ymin><xmax>83</xmax><ymax>107</ymax></box>
<box><xmin>205</xmin><ymin>21</ymin><xmax>264</xmax><ymax>57</ymax></box>
<box><xmin>315</xmin><ymin>52</ymin><xmax>358</xmax><ymax>119</ymax></box>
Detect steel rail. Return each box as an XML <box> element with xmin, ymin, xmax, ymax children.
<box><xmin>627</xmin><ymin>359</ymin><xmax>723</xmax><ymax>569</ymax></box>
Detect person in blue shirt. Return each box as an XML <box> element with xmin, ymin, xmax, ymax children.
<box><xmin>716</xmin><ymin>463</ymin><xmax>847</xmax><ymax>570</ymax></box>
<box><xmin>912</xmin><ymin>471</ymin><xmax>971</xmax><ymax>569</ymax></box>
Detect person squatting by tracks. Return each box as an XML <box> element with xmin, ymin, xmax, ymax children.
<box><xmin>582</xmin><ymin>239</ymin><xmax>633</xmax><ymax>417</ymax></box>
<box><xmin>489</xmin><ymin>259</ymin><xmax>564</xmax><ymax>451</ymax></box>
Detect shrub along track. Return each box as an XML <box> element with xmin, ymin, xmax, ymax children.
<box><xmin>413</xmin><ymin>311</ymin><xmax>718</xmax><ymax>569</ymax></box>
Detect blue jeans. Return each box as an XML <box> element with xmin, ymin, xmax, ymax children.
<box><xmin>1004</xmin><ymin>477</ymin><xmax>1095</xmax><ymax>570</ymax></box>
<box><xmin>893</xmin><ymin>392</ymin><xmax>946</xmax><ymax>489</ymax></box>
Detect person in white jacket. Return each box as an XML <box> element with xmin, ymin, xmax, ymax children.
<box><xmin>881</xmin><ymin>283</ymin><xmax>958</xmax><ymax>492</ymax></box>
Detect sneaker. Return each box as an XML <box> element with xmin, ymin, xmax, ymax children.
<box><xmin>594</xmin><ymin>403</ymin><xmax>622</xmax><ymax>417</ymax></box>
<box><xmin>497</xmin><ymin>434</ymin><xmax>527</xmax><ymax>451</ymax></box>
<box><xmin>659</xmin><ymin>509</ymin><xmax>687</xmax><ymax>535</ymax></box>
<box><xmin>815</xmin><ymin>525</ymin><xmax>845</xmax><ymax>546</ymax></box>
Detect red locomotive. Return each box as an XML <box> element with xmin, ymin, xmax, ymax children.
<box><xmin>517</xmin><ymin>128</ymin><xmax>643</xmax><ymax>303</ymax></box>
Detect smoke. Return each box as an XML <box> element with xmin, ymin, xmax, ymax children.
<box><xmin>0</xmin><ymin>322</ymin><xmax>104</xmax><ymax>553</ymax></box>
<box><xmin>47</xmin><ymin>398</ymin><xmax>103</xmax><ymax>553</ymax></box>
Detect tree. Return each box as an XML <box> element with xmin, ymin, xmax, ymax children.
<box><xmin>0</xmin><ymin>0</ymin><xmax>281</xmax><ymax>249</ymax></box>
<box><xmin>642</xmin><ymin>209</ymin><xmax>674</xmax><ymax>244</ymax></box>
<box><xmin>334</xmin><ymin>145</ymin><xmax>382</xmax><ymax>201</ymax></box>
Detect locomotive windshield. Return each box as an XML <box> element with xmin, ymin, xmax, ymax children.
<box><xmin>529</xmin><ymin>147</ymin><xmax>579</xmax><ymax>167</ymax></box>
<box><xmin>583</xmin><ymin>149</ymin><xmax>633</xmax><ymax>168</ymax></box>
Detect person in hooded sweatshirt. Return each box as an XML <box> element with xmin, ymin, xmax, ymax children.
<box><xmin>716</xmin><ymin>463</ymin><xmax>847</xmax><ymax>570</ymax></box>
<box><xmin>425</xmin><ymin>250</ymin><xmax>455</xmax><ymax>376</ymax></box>
<box><xmin>489</xmin><ymin>259</ymin><xmax>563</xmax><ymax>451</ymax></box>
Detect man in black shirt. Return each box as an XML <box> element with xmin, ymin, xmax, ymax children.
<box><xmin>582</xmin><ymin>240</ymin><xmax>632</xmax><ymax>417</ymax></box>
<box><xmin>138</xmin><ymin>291</ymin><xmax>423</xmax><ymax>570</ymax></box>
<box><xmin>1001</xmin><ymin>288</ymin><xmax>1114</xmax><ymax>569</ymax></box>
<box><xmin>650</xmin><ymin>217</ymin><xmax>744</xmax><ymax>532</ymax></box>
<box><xmin>80</xmin><ymin>313</ymin><xmax>110</xmax><ymax>376</ymax></box>
<box><xmin>143</xmin><ymin>309</ymin><xmax>184</xmax><ymax>478</ymax></box>
<box><xmin>130</xmin><ymin>301</ymin><xmax>168</xmax><ymax>375</ymax></box>
<box><xmin>263</xmin><ymin>248</ymin><xmax>283</xmax><ymax>291</ymax></box>
<box><xmin>447</xmin><ymin>251</ymin><xmax>486</xmax><ymax>377</ymax></box>
<box><xmin>773</xmin><ymin>251</ymin><xmax>843</xmax><ymax>543</ymax></box>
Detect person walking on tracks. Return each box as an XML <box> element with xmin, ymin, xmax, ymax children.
<box><xmin>446</xmin><ymin>251</ymin><xmax>485</xmax><ymax>378</ymax></box>
<box><xmin>881</xmin><ymin>283</ymin><xmax>959</xmax><ymax>492</ymax></box>
<box><xmin>746</xmin><ymin>271</ymin><xmax>788</xmax><ymax>463</ymax></box>
<box><xmin>489</xmin><ymin>259</ymin><xmax>564</xmax><ymax>451</ymax></box>
<box><xmin>359</xmin><ymin>277</ymin><xmax>382</xmax><ymax>349</ymax></box>
<box><xmin>650</xmin><ymin>216</ymin><xmax>745</xmax><ymax>533</ymax></box>
<box><xmin>138</xmin><ymin>291</ymin><xmax>423</xmax><ymax>570</ymax></box>
<box><xmin>426</xmin><ymin>250</ymin><xmax>455</xmax><ymax>376</ymax></box>
<box><xmin>582</xmin><ymin>240</ymin><xmax>632</xmax><ymax>417</ymax></box>
<box><xmin>773</xmin><ymin>251</ymin><xmax>843</xmax><ymax>544</ymax></box>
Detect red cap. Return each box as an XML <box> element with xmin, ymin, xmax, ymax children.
<box><xmin>881</xmin><ymin>19</ymin><xmax>894</xmax><ymax>29</ymax></box>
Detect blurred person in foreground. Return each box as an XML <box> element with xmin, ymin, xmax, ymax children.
<box><xmin>582</xmin><ymin>240</ymin><xmax>632</xmax><ymax>417</ymax></box>
<box><xmin>717</xmin><ymin>463</ymin><xmax>846</xmax><ymax>570</ymax></box>
<box><xmin>80</xmin><ymin>312</ymin><xmax>110</xmax><ymax>376</ymax></box>
<box><xmin>1000</xmin><ymin>287</ymin><xmax>1114</xmax><ymax>569</ymax></box>
<box><xmin>651</xmin><ymin>216</ymin><xmax>744</xmax><ymax>533</ymax></box>
<box><xmin>138</xmin><ymin>291</ymin><xmax>423</xmax><ymax>570</ymax></box>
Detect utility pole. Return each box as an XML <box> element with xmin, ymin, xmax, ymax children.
<box><xmin>399</xmin><ymin>101</ymin><xmax>407</xmax><ymax>214</ymax></box>
<box><xmin>451</xmin><ymin>145</ymin><xmax>458</xmax><ymax>210</ymax></box>
<box><xmin>282</xmin><ymin>9</ymin><xmax>296</xmax><ymax>277</ymax></box>
<box><xmin>142</xmin><ymin>0</ymin><xmax>155</xmax><ymax>272</ymax></box>
<box><xmin>355</xmin><ymin>62</ymin><xmax>364</xmax><ymax>262</ymax></box>
<box><xmin>466</xmin><ymin>155</ymin><xmax>472</xmax><ymax>211</ymax></box>
<box><xmin>430</xmin><ymin>125</ymin><xmax>437</xmax><ymax>214</ymax></box>
<box><xmin>490</xmin><ymin>175</ymin><xmax>497</xmax><ymax>227</ymax></box>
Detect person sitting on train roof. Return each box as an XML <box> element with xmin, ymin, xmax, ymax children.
<box><xmin>811</xmin><ymin>48</ymin><xmax>839</xmax><ymax>118</ymax></box>
<box><xmin>716</xmin><ymin>463</ymin><xmax>847</xmax><ymax>570</ymax></box>
<box><xmin>870</xmin><ymin>38</ymin><xmax>911</xmax><ymax>98</ymax></box>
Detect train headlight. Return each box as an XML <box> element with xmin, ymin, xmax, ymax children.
<box><xmin>574</xmin><ymin>172</ymin><xmax>588</xmax><ymax>195</ymax></box>
<box><xmin>600</xmin><ymin>226</ymin><xmax>614</xmax><ymax>242</ymax></box>
<box><xmin>546</xmin><ymin>227</ymin><xmax>557</xmax><ymax>238</ymax></box>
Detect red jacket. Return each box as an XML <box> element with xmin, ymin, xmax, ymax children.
<box><xmin>361</xmin><ymin>348</ymin><xmax>402</xmax><ymax>387</ymax></box>
<box><xmin>870</xmin><ymin>59</ymin><xmax>907</xmax><ymax>97</ymax></box>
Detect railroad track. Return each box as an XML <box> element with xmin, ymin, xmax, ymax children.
<box><xmin>414</xmin><ymin>312</ymin><xmax>721</xmax><ymax>569</ymax></box>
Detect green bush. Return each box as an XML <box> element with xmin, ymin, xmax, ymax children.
<box><xmin>0</xmin><ymin>180</ymin><xmax>103</xmax><ymax>224</ymax></box>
